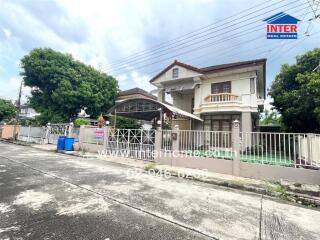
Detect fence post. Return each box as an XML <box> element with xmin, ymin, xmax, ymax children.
<box><xmin>68</xmin><ymin>123</ymin><xmax>74</xmax><ymax>137</ymax></box>
<box><xmin>172</xmin><ymin>125</ymin><xmax>180</xmax><ymax>152</ymax></box>
<box><xmin>307</xmin><ymin>134</ymin><xmax>313</xmax><ymax>163</ymax></box>
<box><xmin>78</xmin><ymin>125</ymin><xmax>85</xmax><ymax>150</ymax></box>
<box><xmin>232</xmin><ymin>120</ymin><xmax>240</xmax><ymax>176</ymax></box>
<box><xmin>154</xmin><ymin>127</ymin><xmax>162</xmax><ymax>162</ymax></box>
<box><xmin>171</xmin><ymin>125</ymin><xmax>180</xmax><ymax>166</ymax></box>
<box><xmin>103</xmin><ymin>126</ymin><xmax>109</xmax><ymax>151</ymax></box>
<box><xmin>27</xmin><ymin>125</ymin><xmax>31</xmax><ymax>142</ymax></box>
<box><xmin>45</xmin><ymin>123</ymin><xmax>51</xmax><ymax>144</ymax></box>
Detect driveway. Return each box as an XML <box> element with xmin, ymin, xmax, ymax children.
<box><xmin>0</xmin><ymin>142</ymin><xmax>319</xmax><ymax>240</ymax></box>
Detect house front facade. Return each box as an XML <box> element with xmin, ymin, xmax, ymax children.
<box><xmin>150</xmin><ymin>59</ymin><xmax>266</xmax><ymax>132</ymax></box>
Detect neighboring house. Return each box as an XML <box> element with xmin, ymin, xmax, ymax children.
<box><xmin>114</xmin><ymin>88</ymin><xmax>156</xmax><ymax>129</ymax></box>
<box><xmin>117</xmin><ymin>87</ymin><xmax>158</xmax><ymax>102</ymax></box>
<box><xmin>18</xmin><ymin>104</ymin><xmax>40</xmax><ymax>120</ymax></box>
<box><xmin>150</xmin><ymin>59</ymin><xmax>266</xmax><ymax>132</ymax></box>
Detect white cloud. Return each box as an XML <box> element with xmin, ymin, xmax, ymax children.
<box><xmin>264</xmin><ymin>97</ymin><xmax>273</xmax><ymax>112</ymax></box>
<box><xmin>0</xmin><ymin>0</ymin><xmax>319</xmax><ymax>103</ymax></box>
<box><xmin>130</xmin><ymin>70</ymin><xmax>155</xmax><ymax>92</ymax></box>
<box><xmin>2</xmin><ymin>28</ymin><xmax>11</xmax><ymax>38</ymax></box>
<box><xmin>0</xmin><ymin>77</ymin><xmax>30</xmax><ymax>102</ymax></box>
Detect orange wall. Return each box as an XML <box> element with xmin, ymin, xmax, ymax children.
<box><xmin>1</xmin><ymin>125</ymin><xmax>20</xmax><ymax>139</ymax></box>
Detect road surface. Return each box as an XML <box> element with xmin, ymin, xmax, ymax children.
<box><xmin>0</xmin><ymin>142</ymin><xmax>319</xmax><ymax>240</ymax></box>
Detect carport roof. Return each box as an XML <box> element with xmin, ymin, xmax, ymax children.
<box><xmin>106</xmin><ymin>97</ymin><xmax>202</xmax><ymax>122</ymax></box>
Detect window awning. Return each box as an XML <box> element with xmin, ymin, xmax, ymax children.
<box><xmin>106</xmin><ymin>97</ymin><xmax>203</xmax><ymax>122</ymax></box>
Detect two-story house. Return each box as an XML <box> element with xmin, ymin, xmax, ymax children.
<box><xmin>150</xmin><ymin>59</ymin><xmax>266</xmax><ymax>133</ymax></box>
<box><xmin>18</xmin><ymin>104</ymin><xmax>40</xmax><ymax>120</ymax></box>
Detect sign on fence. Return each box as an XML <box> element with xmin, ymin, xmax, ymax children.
<box><xmin>94</xmin><ymin>128</ymin><xmax>104</xmax><ymax>140</ymax></box>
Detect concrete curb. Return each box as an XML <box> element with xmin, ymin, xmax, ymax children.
<box><xmin>2</xmin><ymin>140</ymin><xmax>319</xmax><ymax>208</ymax></box>
<box><xmin>149</xmin><ymin>167</ymin><xmax>320</xmax><ymax>208</ymax></box>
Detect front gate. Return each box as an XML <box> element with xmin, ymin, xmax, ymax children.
<box><xmin>46</xmin><ymin>123</ymin><xmax>73</xmax><ymax>144</ymax></box>
<box><xmin>106</xmin><ymin>129</ymin><xmax>155</xmax><ymax>161</ymax></box>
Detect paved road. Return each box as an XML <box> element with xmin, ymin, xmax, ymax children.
<box><xmin>0</xmin><ymin>142</ymin><xmax>319</xmax><ymax>240</ymax></box>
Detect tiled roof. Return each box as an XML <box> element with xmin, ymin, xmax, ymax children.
<box><xmin>118</xmin><ymin>87</ymin><xmax>157</xmax><ymax>100</ymax></box>
<box><xmin>149</xmin><ymin>58</ymin><xmax>266</xmax><ymax>83</ymax></box>
<box><xmin>149</xmin><ymin>60</ymin><xmax>202</xmax><ymax>83</ymax></box>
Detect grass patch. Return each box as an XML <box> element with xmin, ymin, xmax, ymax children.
<box><xmin>144</xmin><ymin>163</ymin><xmax>156</xmax><ymax>171</ymax></box>
<box><xmin>268</xmin><ymin>183</ymin><xmax>288</xmax><ymax>197</ymax></box>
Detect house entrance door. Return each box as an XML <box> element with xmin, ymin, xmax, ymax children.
<box><xmin>211</xmin><ymin>120</ymin><xmax>231</xmax><ymax>148</ymax></box>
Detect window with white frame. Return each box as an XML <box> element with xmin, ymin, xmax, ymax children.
<box><xmin>172</xmin><ymin>68</ymin><xmax>179</xmax><ymax>78</ymax></box>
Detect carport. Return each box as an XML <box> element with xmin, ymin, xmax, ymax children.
<box><xmin>106</xmin><ymin>97</ymin><xmax>202</xmax><ymax>128</ymax></box>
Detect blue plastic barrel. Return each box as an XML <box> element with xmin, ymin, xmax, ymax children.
<box><xmin>64</xmin><ymin>137</ymin><xmax>75</xmax><ymax>151</ymax></box>
<box><xmin>57</xmin><ymin>136</ymin><xmax>66</xmax><ymax>151</ymax></box>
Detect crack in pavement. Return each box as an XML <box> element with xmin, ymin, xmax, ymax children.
<box><xmin>0</xmin><ymin>155</ymin><xmax>219</xmax><ymax>240</ymax></box>
<box><xmin>258</xmin><ymin>194</ymin><xmax>263</xmax><ymax>240</ymax></box>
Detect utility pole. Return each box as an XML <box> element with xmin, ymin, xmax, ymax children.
<box><xmin>13</xmin><ymin>80</ymin><xmax>23</xmax><ymax>140</ymax></box>
<box><xmin>312</xmin><ymin>61</ymin><xmax>320</xmax><ymax>72</ymax></box>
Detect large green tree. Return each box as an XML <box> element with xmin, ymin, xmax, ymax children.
<box><xmin>269</xmin><ymin>48</ymin><xmax>320</xmax><ymax>133</ymax></box>
<box><xmin>20</xmin><ymin>48</ymin><xmax>119</xmax><ymax>124</ymax></box>
<box><xmin>0</xmin><ymin>98</ymin><xmax>16</xmax><ymax>122</ymax></box>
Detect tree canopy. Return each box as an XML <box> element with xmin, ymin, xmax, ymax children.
<box><xmin>269</xmin><ymin>48</ymin><xmax>320</xmax><ymax>133</ymax></box>
<box><xmin>260</xmin><ymin>109</ymin><xmax>281</xmax><ymax>125</ymax></box>
<box><xmin>20</xmin><ymin>48</ymin><xmax>119</xmax><ymax>125</ymax></box>
<box><xmin>0</xmin><ymin>98</ymin><xmax>16</xmax><ymax>122</ymax></box>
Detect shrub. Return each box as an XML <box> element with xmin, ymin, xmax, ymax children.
<box><xmin>74</xmin><ymin>118</ymin><xmax>90</xmax><ymax>127</ymax></box>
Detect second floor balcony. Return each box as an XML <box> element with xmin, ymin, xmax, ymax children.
<box><xmin>193</xmin><ymin>93</ymin><xmax>262</xmax><ymax>114</ymax></box>
<box><xmin>203</xmin><ymin>93</ymin><xmax>241</xmax><ymax>103</ymax></box>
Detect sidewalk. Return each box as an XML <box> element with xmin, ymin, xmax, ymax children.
<box><xmin>31</xmin><ymin>143</ymin><xmax>320</xmax><ymax>207</ymax></box>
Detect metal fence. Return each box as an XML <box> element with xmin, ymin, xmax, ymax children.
<box><xmin>80</xmin><ymin>126</ymin><xmax>155</xmax><ymax>161</ymax></box>
<box><xmin>162</xmin><ymin>129</ymin><xmax>233</xmax><ymax>159</ymax></box>
<box><xmin>241</xmin><ymin>132</ymin><xmax>320</xmax><ymax>168</ymax></box>
<box><xmin>47</xmin><ymin>123</ymin><xmax>73</xmax><ymax>144</ymax></box>
<box><xmin>107</xmin><ymin>129</ymin><xmax>155</xmax><ymax>161</ymax></box>
<box><xmin>17</xmin><ymin>126</ymin><xmax>46</xmax><ymax>144</ymax></box>
<box><xmin>72</xmin><ymin>125</ymin><xmax>320</xmax><ymax>169</ymax></box>
<box><xmin>8</xmin><ymin>123</ymin><xmax>75</xmax><ymax>145</ymax></box>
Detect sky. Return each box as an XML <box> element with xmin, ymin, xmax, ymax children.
<box><xmin>0</xmin><ymin>0</ymin><xmax>319</xmax><ymax>109</ymax></box>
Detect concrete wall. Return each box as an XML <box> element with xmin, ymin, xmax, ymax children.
<box><xmin>155</xmin><ymin>155</ymin><xmax>320</xmax><ymax>185</ymax></box>
<box><xmin>78</xmin><ymin>125</ymin><xmax>320</xmax><ymax>185</ymax></box>
<box><xmin>240</xmin><ymin>162</ymin><xmax>320</xmax><ymax>185</ymax></box>
<box><xmin>154</xmin><ymin>123</ymin><xmax>320</xmax><ymax>185</ymax></box>
<box><xmin>157</xmin><ymin>153</ymin><xmax>233</xmax><ymax>175</ymax></box>
<box><xmin>1</xmin><ymin>125</ymin><xmax>20</xmax><ymax>139</ymax></box>
<box><xmin>80</xmin><ymin>142</ymin><xmax>104</xmax><ymax>153</ymax></box>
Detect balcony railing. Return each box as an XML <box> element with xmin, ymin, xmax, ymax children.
<box><xmin>204</xmin><ymin>93</ymin><xmax>240</xmax><ymax>103</ymax></box>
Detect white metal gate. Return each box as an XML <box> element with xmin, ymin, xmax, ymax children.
<box><xmin>47</xmin><ymin>123</ymin><xmax>72</xmax><ymax>144</ymax></box>
<box><xmin>106</xmin><ymin>129</ymin><xmax>155</xmax><ymax>161</ymax></box>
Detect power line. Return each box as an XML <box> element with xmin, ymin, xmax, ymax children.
<box><xmin>268</xmin><ymin>30</ymin><xmax>320</xmax><ymax>64</ymax></box>
<box><xmin>109</xmin><ymin>6</ymin><xmax>311</xmax><ymax>75</ymax></box>
<box><xmin>104</xmin><ymin>0</ymin><xmax>308</xmax><ymax>72</ymax></box>
<box><xmin>104</xmin><ymin>0</ymin><xmax>289</xmax><ymax>68</ymax></box>
<box><xmin>266</xmin><ymin>10</ymin><xmax>312</xmax><ymax>61</ymax></box>
<box><xmin>107</xmin><ymin>3</ymin><xmax>309</xmax><ymax>74</ymax></box>
<box><xmin>185</xmin><ymin>17</ymin><xmax>308</xmax><ymax>67</ymax></box>
<box><xmin>113</xmin><ymin>10</ymin><xmax>316</xmax><ymax>80</ymax></box>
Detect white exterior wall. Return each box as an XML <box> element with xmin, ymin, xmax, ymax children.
<box><xmin>19</xmin><ymin>107</ymin><xmax>40</xmax><ymax>119</ymax></box>
<box><xmin>171</xmin><ymin>92</ymin><xmax>193</xmax><ymax>113</ymax></box>
<box><xmin>194</xmin><ymin>70</ymin><xmax>259</xmax><ymax>113</ymax></box>
<box><xmin>153</xmin><ymin>65</ymin><xmax>201</xmax><ymax>84</ymax></box>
